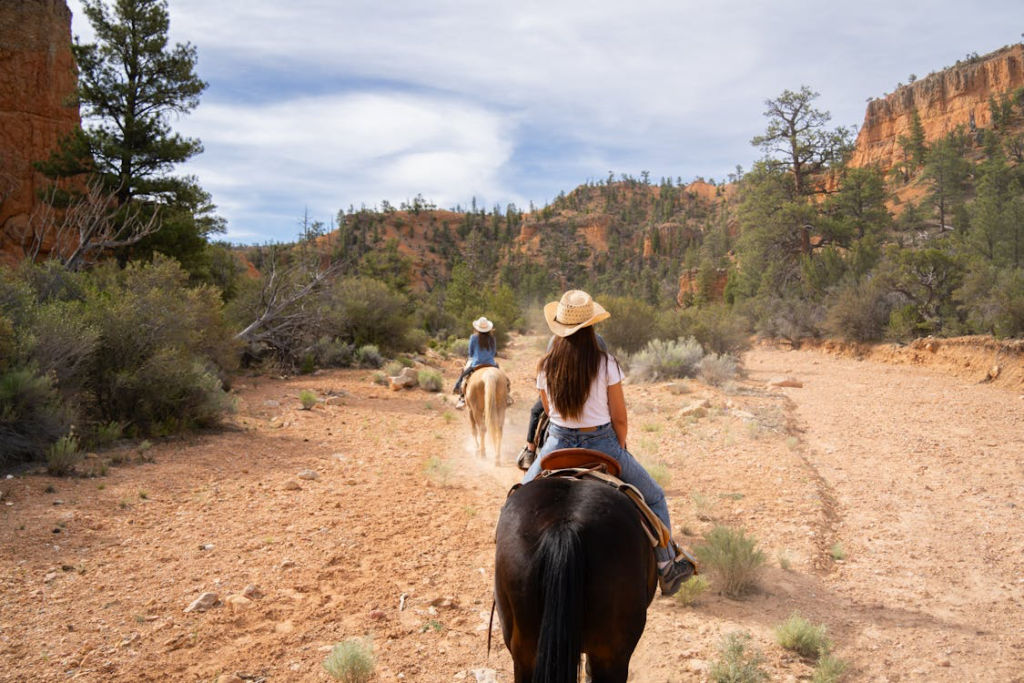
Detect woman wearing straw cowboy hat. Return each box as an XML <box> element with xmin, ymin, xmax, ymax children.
<box><xmin>453</xmin><ymin>316</ymin><xmax>506</xmax><ymax>409</ymax></box>
<box><xmin>521</xmin><ymin>290</ymin><xmax>696</xmax><ymax>596</ymax></box>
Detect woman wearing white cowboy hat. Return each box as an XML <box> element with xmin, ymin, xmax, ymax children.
<box><xmin>453</xmin><ymin>316</ymin><xmax>499</xmax><ymax>409</ymax></box>
<box><xmin>521</xmin><ymin>290</ymin><xmax>696</xmax><ymax>596</ymax></box>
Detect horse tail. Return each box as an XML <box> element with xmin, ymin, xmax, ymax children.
<box><xmin>484</xmin><ymin>371</ymin><xmax>503</xmax><ymax>460</ymax></box>
<box><xmin>533</xmin><ymin>520</ymin><xmax>584</xmax><ymax>683</ymax></box>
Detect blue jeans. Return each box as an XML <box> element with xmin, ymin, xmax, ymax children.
<box><xmin>521</xmin><ymin>423</ymin><xmax>675</xmax><ymax>562</ymax></box>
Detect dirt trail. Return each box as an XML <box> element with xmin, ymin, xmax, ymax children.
<box><xmin>0</xmin><ymin>338</ymin><xmax>1021</xmax><ymax>682</ymax></box>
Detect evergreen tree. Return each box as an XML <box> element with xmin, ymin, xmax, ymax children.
<box><xmin>922</xmin><ymin>134</ymin><xmax>971</xmax><ymax>232</ymax></box>
<box><xmin>39</xmin><ymin>0</ymin><xmax>219</xmax><ymax>268</ymax></box>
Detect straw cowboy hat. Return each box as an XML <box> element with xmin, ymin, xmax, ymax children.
<box><xmin>544</xmin><ymin>290</ymin><xmax>610</xmax><ymax>337</ymax></box>
<box><xmin>472</xmin><ymin>317</ymin><xmax>494</xmax><ymax>333</ymax></box>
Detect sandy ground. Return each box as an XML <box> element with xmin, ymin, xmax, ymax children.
<box><xmin>0</xmin><ymin>337</ymin><xmax>1021</xmax><ymax>682</ymax></box>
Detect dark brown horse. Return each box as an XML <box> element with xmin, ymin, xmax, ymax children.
<box><xmin>494</xmin><ymin>476</ymin><xmax>657</xmax><ymax>683</ymax></box>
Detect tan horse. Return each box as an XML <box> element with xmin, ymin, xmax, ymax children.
<box><xmin>465</xmin><ymin>366</ymin><xmax>508</xmax><ymax>464</ymax></box>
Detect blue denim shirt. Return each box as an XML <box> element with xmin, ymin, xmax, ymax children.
<box><xmin>468</xmin><ymin>333</ymin><xmax>497</xmax><ymax>368</ymax></box>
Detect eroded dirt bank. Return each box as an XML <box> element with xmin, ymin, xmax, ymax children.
<box><xmin>0</xmin><ymin>338</ymin><xmax>1021</xmax><ymax>682</ymax></box>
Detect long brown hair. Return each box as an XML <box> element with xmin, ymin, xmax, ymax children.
<box><xmin>540</xmin><ymin>326</ymin><xmax>605</xmax><ymax>420</ymax></box>
<box><xmin>476</xmin><ymin>330</ymin><xmax>495</xmax><ymax>352</ymax></box>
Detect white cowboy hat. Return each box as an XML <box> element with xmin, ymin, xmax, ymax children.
<box><xmin>472</xmin><ymin>317</ymin><xmax>494</xmax><ymax>333</ymax></box>
<box><xmin>543</xmin><ymin>290</ymin><xmax>610</xmax><ymax>338</ymax></box>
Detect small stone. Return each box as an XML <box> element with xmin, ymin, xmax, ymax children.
<box><xmin>225</xmin><ymin>594</ymin><xmax>254</xmax><ymax>612</ymax></box>
<box><xmin>263</xmin><ymin>400</ymin><xmax>281</xmax><ymax>408</ymax></box>
<box><xmin>275</xmin><ymin>620</ymin><xmax>295</xmax><ymax>634</ymax></box>
<box><xmin>389</xmin><ymin>366</ymin><xmax>419</xmax><ymax>391</ymax></box>
<box><xmin>217</xmin><ymin>675</ymin><xmax>244</xmax><ymax>683</ymax></box>
<box><xmin>988</xmin><ymin>365</ymin><xmax>1001</xmax><ymax>380</ymax></box>
<box><xmin>687</xmin><ymin>659</ymin><xmax>708</xmax><ymax>673</ymax></box>
<box><xmin>297</xmin><ymin>469</ymin><xmax>320</xmax><ymax>481</ymax></box>
<box><xmin>938</xmin><ymin>658</ymin><xmax>951</xmax><ymax>667</ymax></box>
<box><xmin>200</xmin><ymin>544</ymin><xmax>214</xmax><ymax>551</ymax></box>
<box><xmin>470</xmin><ymin>668</ymin><xmax>498</xmax><ymax>683</ymax></box>
<box><xmin>332</xmin><ymin>453</ymin><xmax>347</xmax><ymax>462</ymax></box>
<box><xmin>183</xmin><ymin>592</ymin><xmax>219</xmax><ymax>613</ymax></box>
<box><xmin>767</xmin><ymin>376</ymin><xmax>803</xmax><ymax>388</ymax></box>
<box><xmin>368</xmin><ymin>609</ymin><xmax>386</xmax><ymax>620</ymax></box>
<box><xmin>268</xmin><ymin>416</ymin><xmax>285</xmax><ymax>429</ymax></box>
<box><xmin>44</xmin><ymin>572</ymin><xmax>58</xmax><ymax>583</ymax></box>
<box><xmin>280</xmin><ymin>559</ymin><xmax>296</xmax><ymax>570</ymax></box>
<box><xmin>325</xmin><ymin>396</ymin><xmax>344</xmax><ymax>406</ymax></box>
<box><xmin>732</xmin><ymin>410</ymin><xmax>756</xmax><ymax>420</ymax></box>
<box><xmin>282</xmin><ymin>480</ymin><xmax>302</xmax><ymax>491</ymax></box>
<box><xmin>242</xmin><ymin>584</ymin><xmax>261</xmax><ymax>599</ymax></box>
<box><xmin>677</xmin><ymin>399</ymin><xmax>709</xmax><ymax>418</ymax></box>
<box><xmin>52</xmin><ymin>499</ymin><xmax>63</xmax><ymax>506</ymax></box>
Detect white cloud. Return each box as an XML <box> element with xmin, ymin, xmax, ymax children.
<box><xmin>176</xmin><ymin>92</ymin><xmax>515</xmax><ymax>241</ymax></box>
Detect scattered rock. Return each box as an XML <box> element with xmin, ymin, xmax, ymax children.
<box><xmin>199</xmin><ymin>543</ymin><xmax>214</xmax><ymax>551</ymax></box>
<box><xmin>925</xmin><ymin>340</ymin><xmax>938</xmax><ymax>352</ymax></box>
<box><xmin>225</xmin><ymin>594</ymin><xmax>254</xmax><ymax>612</ymax></box>
<box><xmin>275</xmin><ymin>620</ymin><xmax>295</xmax><ymax>634</ymax></box>
<box><xmin>282</xmin><ymin>480</ymin><xmax>302</xmax><ymax>491</ymax></box>
<box><xmin>268</xmin><ymin>416</ymin><xmax>285</xmax><ymax>429</ymax></box>
<box><xmin>767</xmin><ymin>376</ymin><xmax>803</xmax><ymax>388</ymax></box>
<box><xmin>324</xmin><ymin>396</ymin><xmax>345</xmax><ymax>406</ymax></box>
<box><xmin>470</xmin><ymin>668</ymin><xmax>499</xmax><ymax>683</ymax></box>
<box><xmin>331</xmin><ymin>453</ymin><xmax>347</xmax><ymax>462</ymax></box>
<box><xmin>988</xmin><ymin>365</ymin><xmax>1001</xmax><ymax>380</ymax></box>
<box><xmin>217</xmin><ymin>675</ymin><xmax>244</xmax><ymax>683</ymax></box>
<box><xmin>297</xmin><ymin>469</ymin><xmax>320</xmax><ymax>481</ymax></box>
<box><xmin>389</xmin><ymin>366</ymin><xmax>419</xmax><ymax>391</ymax></box>
<box><xmin>183</xmin><ymin>592</ymin><xmax>219</xmax><ymax>613</ymax></box>
<box><xmin>242</xmin><ymin>584</ymin><xmax>261</xmax><ymax>599</ymax></box>
<box><xmin>43</xmin><ymin>572</ymin><xmax>58</xmax><ymax>583</ymax></box>
<box><xmin>280</xmin><ymin>559</ymin><xmax>296</xmax><ymax>570</ymax></box>
<box><xmin>732</xmin><ymin>410</ymin><xmax>756</xmax><ymax>420</ymax></box>
<box><xmin>687</xmin><ymin>659</ymin><xmax>708</xmax><ymax>673</ymax></box>
<box><xmin>368</xmin><ymin>609</ymin><xmax>387</xmax><ymax>620</ymax></box>
<box><xmin>263</xmin><ymin>400</ymin><xmax>281</xmax><ymax>408</ymax></box>
<box><xmin>430</xmin><ymin>596</ymin><xmax>457</xmax><ymax>608</ymax></box>
<box><xmin>677</xmin><ymin>399</ymin><xmax>710</xmax><ymax>418</ymax></box>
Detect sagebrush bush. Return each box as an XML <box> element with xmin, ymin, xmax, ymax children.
<box><xmin>629</xmin><ymin>337</ymin><xmax>705</xmax><ymax>382</ymax></box>
<box><xmin>671</xmin><ymin>304</ymin><xmax>752</xmax><ymax>356</ymax></box>
<box><xmin>384</xmin><ymin>360</ymin><xmax>404</xmax><ymax>377</ymax></box>
<box><xmin>694</xmin><ymin>525</ymin><xmax>766</xmax><ymax>598</ymax></box>
<box><xmin>46</xmin><ymin>434</ymin><xmax>81</xmax><ymax>477</ymax></box>
<box><xmin>709</xmin><ymin>631</ymin><xmax>768</xmax><ymax>683</ymax></box>
<box><xmin>328</xmin><ymin>277</ymin><xmax>414</xmax><ymax>354</ymax></box>
<box><xmin>447</xmin><ymin>338</ymin><xmax>470</xmax><ymax>358</ymax></box>
<box><xmin>674</xmin><ymin>574</ymin><xmax>710</xmax><ymax>607</ymax></box>
<box><xmin>812</xmin><ymin>654</ymin><xmax>848</xmax><ymax>683</ymax></box>
<box><xmin>323</xmin><ymin>638</ymin><xmax>375</xmax><ymax>682</ymax></box>
<box><xmin>0</xmin><ymin>368</ymin><xmax>70</xmax><ymax>466</ymax></box>
<box><xmin>418</xmin><ymin>369</ymin><xmax>443</xmax><ymax>392</ymax></box>
<box><xmin>823</xmin><ymin>278</ymin><xmax>897</xmax><ymax>342</ymax></box>
<box><xmin>775</xmin><ymin>614</ymin><xmax>832</xmax><ymax>658</ymax></box>
<box><xmin>698</xmin><ymin>353</ymin><xmax>739</xmax><ymax>386</ymax></box>
<box><xmin>356</xmin><ymin>344</ymin><xmax>384</xmax><ymax>368</ymax></box>
<box><xmin>754</xmin><ymin>296</ymin><xmax>824</xmax><ymax>345</ymax></box>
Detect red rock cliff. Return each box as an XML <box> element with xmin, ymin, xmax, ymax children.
<box><xmin>0</xmin><ymin>0</ymin><xmax>79</xmax><ymax>265</ymax></box>
<box><xmin>850</xmin><ymin>44</ymin><xmax>1024</xmax><ymax>173</ymax></box>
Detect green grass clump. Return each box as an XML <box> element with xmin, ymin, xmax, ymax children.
<box><xmin>709</xmin><ymin>631</ymin><xmax>767</xmax><ymax>683</ymax></box>
<box><xmin>93</xmin><ymin>421</ymin><xmax>123</xmax><ymax>447</ymax></box>
<box><xmin>417</xmin><ymin>369</ymin><xmax>443</xmax><ymax>392</ymax></box>
<box><xmin>299</xmin><ymin>390</ymin><xmax>318</xmax><ymax>410</ymax></box>
<box><xmin>323</xmin><ymin>638</ymin><xmax>375</xmax><ymax>682</ymax></box>
<box><xmin>830</xmin><ymin>543</ymin><xmax>846</xmax><ymax>561</ymax></box>
<box><xmin>442</xmin><ymin>410</ymin><xmax>455</xmax><ymax>424</ymax></box>
<box><xmin>371</xmin><ymin>371</ymin><xmax>386</xmax><ymax>386</ymax></box>
<box><xmin>694</xmin><ymin>525</ymin><xmax>766</xmax><ymax>599</ymax></box>
<box><xmin>673</xmin><ymin>574</ymin><xmax>710</xmax><ymax>607</ymax></box>
<box><xmin>775</xmin><ymin>613</ymin><xmax>832</xmax><ymax>658</ymax></box>
<box><xmin>777</xmin><ymin>550</ymin><xmax>793</xmax><ymax>571</ymax></box>
<box><xmin>384</xmin><ymin>360</ymin><xmax>404</xmax><ymax>377</ymax></box>
<box><xmin>46</xmin><ymin>435</ymin><xmax>82</xmax><ymax>476</ymax></box>
<box><xmin>785</xmin><ymin>436</ymin><xmax>800</xmax><ymax>451</ymax></box>
<box><xmin>812</xmin><ymin>654</ymin><xmax>848</xmax><ymax>683</ymax></box>
<box><xmin>642</xmin><ymin>422</ymin><xmax>662</xmax><ymax>433</ymax></box>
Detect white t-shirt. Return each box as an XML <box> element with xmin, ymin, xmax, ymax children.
<box><xmin>537</xmin><ymin>355</ymin><xmax>624</xmax><ymax>428</ymax></box>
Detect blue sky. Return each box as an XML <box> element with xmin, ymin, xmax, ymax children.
<box><xmin>68</xmin><ymin>0</ymin><xmax>1023</xmax><ymax>244</ymax></box>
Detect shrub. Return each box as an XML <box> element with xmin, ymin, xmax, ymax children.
<box><xmin>823</xmin><ymin>279</ymin><xmax>897</xmax><ymax>342</ymax></box>
<box><xmin>418</xmin><ymin>369</ymin><xmax>443</xmax><ymax>392</ymax></box>
<box><xmin>698</xmin><ymin>353</ymin><xmax>739</xmax><ymax>386</ymax></box>
<box><xmin>754</xmin><ymin>296</ymin><xmax>824</xmax><ymax>346</ymax></box>
<box><xmin>322</xmin><ymin>638</ymin><xmax>375</xmax><ymax>683</ymax></box>
<box><xmin>299</xmin><ymin>390</ymin><xmax>318</xmax><ymax>410</ymax></box>
<box><xmin>24</xmin><ymin>300</ymin><xmax>99</xmax><ymax>393</ymax></box>
<box><xmin>629</xmin><ymin>337</ymin><xmax>705</xmax><ymax>382</ymax></box>
<box><xmin>92</xmin><ymin>421</ymin><xmax>123</xmax><ymax>447</ymax></box>
<box><xmin>830</xmin><ymin>543</ymin><xmax>846</xmax><ymax>561</ymax></box>
<box><xmin>447</xmin><ymin>338</ymin><xmax>470</xmax><ymax>358</ymax></box>
<box><xmin>777</xmin><ymin>550</ymin><xmax>793</xmax><ymax>571</ymax></box>
<box><xmin>371</xmin><ymin>371</ymin><xmax>386</xmax><ymax>385</ymax></box>
<box><xmin>598</xmin><ymin>295</ymin><xmax>657</xmax><ymax>354</ymax></box>
<box><xmin>812</xmin><ymin>654</ymin><xmax>848</xmax><ymax>683</ymax></box>
<box><xmin>46</xmin><ymin>434</ymin><xmax>81</xmax><ymax>477</ymax></box>
<box><xmin>709</xmin><ymin>631</ymin><xmax>768</xmax><ymax>683</ymax></box>
<box><xmin>694</xmin><ymin>525</ymin><xmax>766</xmax><ymax>598</ymax></box>
<box><xmin>355</xmin><ymin>344</ymin><xmax>384</xmax><ymax>368</ymax></box>
<box><xmin>676</xmin><ymin>304</ymin><xmax>752</xmax><ymax>356</ymax></box>
<box><xmin>384</xmin><ymin>360</ymin><xmax>404</xmax><ymax>377</ymax></box>
<box><xmin>674</xmin><ymin>574</ymin><xmax>710</xmax><ymax>607</ymax></box>
<box><xmin>328</xmin><ymin>277</ymin><xmax>414</xmax><ymax>354</ymax></box>
<box><xmin>775</xmin><ymin>614</ymin><xmax>832</xmax><ymax>658</ymax></box>
<box><xmin>0</xmin><ymin>367</ymin><xmax>70</xmax><ymax>466</ymax></box>
<box><xmin>315</xmin><ymin>337</ymin><xmax>355</xmax><ymax>367</ymax></box>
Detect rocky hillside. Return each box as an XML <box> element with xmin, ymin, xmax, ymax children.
<box><xmin>849</xmin><ymin>44</ymin><xmax>1024</xmax><ymax>173</ymax></box>
<box><xmin>0</xmin><ymin>0</ymin><xmax>79</xmax><ymax>266</ymax></box>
